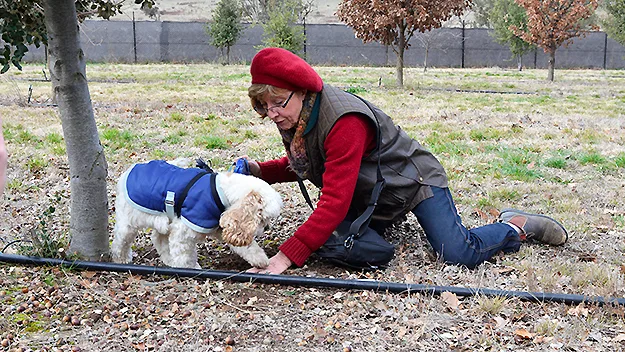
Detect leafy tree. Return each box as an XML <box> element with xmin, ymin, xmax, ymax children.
<box><xmin>490</xmin><ymin>0</ymin><xmax>534</xmax><ymax>70</ymax></box>
<box><xmin>336</xmin><ymin>0</ymin><xmax>471</xmax><ymax>87</ymax></box>
<box><xmin>141</xmin><ymin>3</ymin><xmax>161</xmax><ymax>20</ymax></box>
<box><xmin>208</xmin><ymin>0</ymin><xmax>244</xmax><ymax>64</ymax></box>
<box><xmin>1</xmin><ymin>0</ymin><xmax>156</xmax><ymax>73</ymax></box>
<box><xmin>0</xmin><ymin>0</ymin><xmax>46</xmax><ymax>73</ymax></box>
<box><xmin>0</xmin><ymin>0</ymin><xmax>154</xmax><ymax>260</ymax></box>
<box><xmin>242</xmin><ymin>0</ymin><xmax>314</xmax><ymax>55</ymax></box>
<box><xmin>512</xmin><ymin>0</ymin><xmax>599</xmax><ymax>81</ymax></box>
<box><xmin>260</xmin><ymin>0</ymin><xmax>306</xmax><ymax>53</ymax></box>
<box><xmin>603</xmin><ymin>0</ymin><xmax>625</xmax><ymax>45</ymax></box>
<box><xmin>471</xmin><ymin>0</ymin><xmax>496</xmax><ymax>27</ymax></box>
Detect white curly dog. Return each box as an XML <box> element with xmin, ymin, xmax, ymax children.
<box><xmin>111</xmin><ymin>158</ymin><xmax>282</xmax><ymax>269</ymax></box>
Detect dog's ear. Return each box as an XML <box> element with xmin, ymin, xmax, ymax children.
<box><xmin>219</xmin><ymin>190</ymin><xmax>264</xmax><ymax>247</ymax></box>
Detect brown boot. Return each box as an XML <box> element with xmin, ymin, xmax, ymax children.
<box><xmin>499</xmin><ymin>208</ymin><xmax>568</xmax><ymax>246</ymax></box>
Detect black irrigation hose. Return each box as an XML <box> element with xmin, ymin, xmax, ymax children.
<box><xmin>1</xmin><ymin>239</ymin><xmax>32</xmax><ymax>253</ymax></box>
<box><xmin>1</xmin><ymin>253</ymin><xmax>623</xmax><ymax>307</ymax></box>
<box><xmin>422</xmin><ymin>87</ymin><xmax>537</xmax><ymax>95</ymax></box>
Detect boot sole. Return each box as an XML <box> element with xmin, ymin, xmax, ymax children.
<box><xmin>499</xmin><ymin>208</ymin><xmax>569</xmax><ymax>245</ymax></box>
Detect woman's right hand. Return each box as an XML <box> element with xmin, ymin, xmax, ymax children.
<box><xmin>236</xmin><ymin>155</ymin><xmax>261</xmax><ymax>177</ymax></box>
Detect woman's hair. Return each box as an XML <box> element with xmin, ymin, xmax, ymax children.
<box><xmin>248</xmin><ymin>84</ymin><xmax>290</xmax><ymax>117</ymax></box>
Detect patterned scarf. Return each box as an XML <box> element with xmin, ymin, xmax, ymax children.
<box><xmin>279</xmin><ymin>91</ymin><xmax>318</xmax><ymax>179</ymax></box>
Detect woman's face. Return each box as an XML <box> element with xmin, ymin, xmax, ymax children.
<box><xmin>259</xmin><ymin>90</ymin><xmax>306</xmax><ymax>130</ymax></box>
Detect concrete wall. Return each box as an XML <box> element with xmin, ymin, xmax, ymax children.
<box><xmin>22</xmin><ymin>20</ymin><xmax>625</xmax><ymax>69</ymax></box>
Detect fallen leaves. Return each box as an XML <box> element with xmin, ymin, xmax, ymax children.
<box><xmin>613</xmin><ymin>334</ymin><xmax>625</xmax><ymax>342</ymax></box>
<box><xmin>440</xmin><ymin>291</ymin><xmax>460</xmax><ymax>310</ymax></box>
<box><xmin>514</xmin><ymin>328</ymin><xmax>535</xmax><ymax>340</ymax></box>
<box><xmin>567</xmin><ymin>304</ymin><xmax>589</xmax><ymax>317</ymax></box>
<box><xmin>493</xmin><ymin>316</ymin><xmax>508</xmax><ymax>329</ymax></box>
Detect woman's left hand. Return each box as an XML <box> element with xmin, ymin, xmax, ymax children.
<box><xmin>247</xmin><ymin>251</ymin><xmax>292</xmax><ymax>275</ymax></box>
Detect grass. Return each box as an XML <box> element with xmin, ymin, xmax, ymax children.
<box><xmin>476</xmin><ymin>295</ymin><xmax>508</xmax><ymax>315</ymax></box>
<box><xmin>0</xmin><ymin>63</ymin><xmax>624</xmax><ymax>350</ymax></box>
<box><xmin>101</xmin><ymin>128</ymin><xmax>136</xmax><ymax>150</ymax></box>
<box><xmin>25</xmin><ymin>156</ymin><xmax>48</xmax><ymax>174</ymax></box>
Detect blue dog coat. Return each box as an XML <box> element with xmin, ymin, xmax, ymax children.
<box><xmin>122</xmin><ymin>160</ymin><xmax>226</xmax><ymax>233</ymax></box>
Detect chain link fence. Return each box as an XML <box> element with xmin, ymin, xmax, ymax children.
<box><xmin>22</xmin><ymin>20</ymin><xmax>625</xmax><ymax>69</ymax></box>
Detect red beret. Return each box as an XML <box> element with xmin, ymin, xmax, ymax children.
<box><xmin>250</xmin><ymin>47</ymin><xmax>323</xmax><ymax>92</ymax></box>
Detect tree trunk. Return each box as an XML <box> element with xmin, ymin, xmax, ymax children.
<box><xmin>547</xmin><ymin>50</ymin><xmax>556</xmax><ymax>81</ymax></box>
<box><xmin>517</xmin><ymin>54</ymin><xmax>522</xmax><ymax>72</ymax></box>
<box><xmin>424</xmin><ymin>45</ymin><xmax>429</xmax><ymax>73</ymax></box>
<box><xmin>226</xmin><ymin>45</ymin><xmax>230</xmax><ymax>65</ymax></box>
<box><xmin>385</xmin><ymin>44</ymin><xmax>389</xmax><ymax>66</ymax></box>
<box><xmin>396</xmin><ymin>29</ymin><xmax>405</xmax><ymax>88</ymax></box>
<box><xmin>42</xmin><ymin>0</ymin><xmax>110</xmax><ymax>260</ymax></box>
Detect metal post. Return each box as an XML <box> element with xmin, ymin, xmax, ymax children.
<box><xmin>133</xmin><ymin>11</ymin><xmax>137</xmax><ymax>63</ymax></box>
<box><xmin>303</xmin><ymin>16</ymin><xmax>307</xmax><ymax>61</ymax></box>
<box><xmin>461</xmin><ymin>20</ymin><xmax>465</xmax><ymax>68</ymax></box>
<box><xmin>603</xmin><ymin>32</ymin><xmax>608</xmax><ymax>70</ymax></box>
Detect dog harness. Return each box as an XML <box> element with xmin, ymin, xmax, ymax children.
<box><xmin>122</xmin><ymin>160</ymin><xmax>226</xmax><ymax>233</ymax></box>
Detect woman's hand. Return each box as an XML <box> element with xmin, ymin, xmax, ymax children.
<box><xmin>236</xmin><ymin>155</ymin><xmax>261</xmax><ymax>177</ymax></box>
<box><xmin>247</xmin><ymin>251</ymin><xmax>292</xmax><ymax>275</ymax></box>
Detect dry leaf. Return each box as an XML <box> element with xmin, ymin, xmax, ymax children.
<box><xmin>613</xmin><ymin>334</ymin><xmax>625</xmax><ymax>342</ymax></box>
<box><xmin>441</xmin><ymin>291</ymin><xmax>460</xmax><ymax>309</ymax></box>
<box><xmin>374</xmin><ymin>301</ymin><xmax>388</xmax><ymax>310</ymax></box>
<box><xmin>493</xmin><ymin>266</ymin><xmax>515</xmax><ymax>275</ymax></box>
<box><xmin>81</xmin><ymin>271</ymin><xmax>97</xmax><ymax>278</ymax></box>
<box><xmin>474</xmin><ymin>208</ymin><xmax>489</xmax><ymax>221</ymax></box>
<box><xmin>132</xmin><ymin>342</ymin><xmax>146</xmax><ymax>350</ymax></box>
<box><xmin>514</xmin><ymin>328</ymin><xmax>535</xmax><ymax>339</ymax></box>
<box><xmin>567</xmin><ymin>304</ymin><xmax>589</xmax><ymax>317</ymax></box>
<box><xmin>79</xmin><ymin>280</ymin><xmax>93</xmax><ymax>289</ymax></box>
<box><xmin>493</xmin><ymin>316</ymin><xmax>508</xmax><ymax>329</ymax></box>
<box><xmin>512</xmin><ymin>312</ymin><xmax>527</xmax><ymax>322</ymax></box>
<box><xmin>578</xmin><ymin>253</ymin><xmax>597</xmax><ymax>262</ymax></box>
<box><xmin>247</xmin><ymin>296</ymin><xmax>258</xmax><ymax>305</ymax></box>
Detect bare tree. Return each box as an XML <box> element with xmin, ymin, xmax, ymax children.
<box><xmin>413</xmin><ymin>29</ymin><xmax>462</xmax><ymax>73</ymax></box>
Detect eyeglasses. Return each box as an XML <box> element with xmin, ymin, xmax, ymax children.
<box><xmin>254</xmin><ymin>91</ymin><xmax>295</xmax><ymax>116</ymax></box>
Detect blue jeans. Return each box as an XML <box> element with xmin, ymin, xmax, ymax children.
<box><xmin>411</xmin><ymin>186</ymin><xmax>521</xmax><ymax>268</ymax></box>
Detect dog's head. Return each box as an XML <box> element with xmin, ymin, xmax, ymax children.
<box><xmin>217</xmin><ymin>173</ymin><xmax>282</xmax><ymax>247</ymax></box>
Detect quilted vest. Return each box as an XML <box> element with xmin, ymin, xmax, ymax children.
<box><xmin>304</xmin><ymin>85</ymin><xmax>449</xmax><ymax>222</ymax></box>
<box><xmin>123</xmin><ymin>160</ymin><xmax>225</xmax><ymax>233</ymax></box>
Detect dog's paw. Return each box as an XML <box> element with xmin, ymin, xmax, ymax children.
<box><xmin>110</xmin><ymin>250</ymin><xmax>132</xmax><ymax>264</ymax></box>
<box><xmin>248</xmin><ymin>256</ymin><xmax>270</xmax><ymax>269</ymax></box>
<box><xmin>111</xmin><ymin>255</ymin><xmax>129</xmax><ymax>264</ymax></box>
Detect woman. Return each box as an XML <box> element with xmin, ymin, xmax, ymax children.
<box><xmin>243</xmin><ymin>47</ymin><xmax>568</xmax><ymax>275</ymax></box>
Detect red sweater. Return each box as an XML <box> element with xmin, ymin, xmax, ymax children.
<box><xmin>258</xmin><ymin>113</ymin><xmax>376</xmax><ymax>266</ymax></box>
